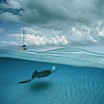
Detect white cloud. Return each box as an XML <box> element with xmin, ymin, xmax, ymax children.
<box><xmin>0</xmin><ymin>12</ymin><xmax>19</xmax><ymax>22</ymax></box>
<box><xmin>46</xmin><ymin>35</ymin><xmax>68</xmax><ymax>45</ymax></box>
<box><xmin>25</xmin><ymin>34</ymin><xmax>46</xmax><ymax>45</ymax></box>
<box><xmin>98</xmin><ymin>30</ymin><xmax>104</xmax><ymax>37</ymax></box>
<box><xmin>0</xmin><ymin>0</ymin><xmax>21</xmax><ymax>9</ymax></box>
<box><xmin>24</xmin><ymin>34</ymin><xmax>68</xmax><ymax>46</ymax></box>
<box><xmin>22</xmin><ymin>27</ymin><xmax>36</xmax><ymax>34</ymax></box>
<box><xmin>96</xmin><ymin>28</ymin><xmax>104</xmax><ymax>37</ymax></box>
<box><xmin>68</xmin><ymin>25</ymin><xmax>98</xmax><ymax>45</ymax></box>
<box><xmin>9</xmin><ymin>25</ymin><xmax>101</xmax><ymax>46</ymax></box>
<box><xmin>10</xmin><ymin>33</ymin><xmax>68</xmax><ymax>46</ymax></box>
<box><xmin>87</xmin><ymin>35</ymin><xmax>97</xmax><ymax>43</ymax></box>
<box><xmin>0</xmin><ymin>41</ymin><xmax>19</xmax><ymax>45</ymax></box>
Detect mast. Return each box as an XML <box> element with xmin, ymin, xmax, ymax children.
<box><xmin>17</xmin><ymin>27</ymin><xmax>27</xmax><ymax>50</ymax></box>
<box><xmin>23</xmin><ymin>27</ymin><xmax>25</xmax><ymax>45</ymax></box>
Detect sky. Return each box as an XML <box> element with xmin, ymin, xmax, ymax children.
<box><xmin>0</xmin><ymin>0</ymin><xmax>104</xmax><ymax>46</ymax></box>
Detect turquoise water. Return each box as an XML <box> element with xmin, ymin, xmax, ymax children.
<box><xmin>0</xmin><ymin>46</ymin><xmax>104</xmax><ymax>68</ymax></box>
<box><xmin>0</xmin><ymin>46</ymin><xmax>104</xmax><ymax>104</ymax></box>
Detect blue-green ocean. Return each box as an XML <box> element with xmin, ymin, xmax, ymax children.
<box><xmin>0</xmin><ymin>46</ymin><xmax>104</xmax><ymax>104</ymax></box>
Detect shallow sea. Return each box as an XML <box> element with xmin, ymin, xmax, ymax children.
<box><xmin>0</xmin><ymin>46</ymin><xmax>104</xmax><ymax>104</ymax></box>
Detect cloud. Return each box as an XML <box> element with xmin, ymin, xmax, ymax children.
<box><xmin>5</xmin><ymin>22</ymin><xmax>104</xmax><ymax>46</ymax></box>
<box><xmin>9</xmin><ymin>24</ymin><xmax>104</xmax><ymax>46</ymax></box>
<box><xmin>21</xmin><ymin>26</ymin><xmax>63</xmax><ymax>35</ymax></box>
<box><xmin>0</xmin><ymin>12</ymin><xmax>19</xmax><ymax>22</ymax></box>
<box><xmin>22</xmin><ymin>27</ymin><xmax>36</xmax><ymax>34</ymax></box>
<box><xmin>10</xmin><ymin>33</ymin><xmax>68</xmax><ymax>46</ymax></box>
<box><xmin>96</xmin><ymin>26</ymin><xmax>104</xmax><ymax>43</ymax></box>
<box><xmin>19</xmin><ymin>0</ymin><xmax>70</xmax><ymax>24</ymax></box>
<box><xmin>0</xmin><ymin>27</ymin><xmax>4</xmax><ymax>33</ymax></box>
<box><xmin>0</xmin><ymin>0</ymin><xmax>22</xmax><ymax>9</ymax></box>
<box><xmin>96</xmin><ymin>27</ymin><xmax>104</xmax><ymax>37</ymax></box>
<box><xmin>0</xmin><ymin>0</ymin><xmax>104</xmax><ymax>46</ymax></box>
<box><xmin>0</xmin><ymin>0</ymin><xmax>104</xmax><ymax>25</ymax></box>
<box><xmin>17</xmin><ymin>0</ymin><xmax>104</xmax><ymax>25</ymax></box>
<box><xmin>68</xmin><ymin>26</ymin><xmax>98</xmax><ymax>46</ymax></box>
<box><xmin>0</xmin><ymin>40</ymin><xmax>19</xmax><ymax>46</ymax></box>
<box><xmin>1</xmin><ymin>0</ymin><xmax>104</xmax><ymax>26</ymax></box>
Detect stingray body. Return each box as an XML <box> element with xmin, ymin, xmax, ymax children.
<box><xmin>18</xmin><ymin>66</ymin><xmax>56</xmax><ymax>84</ymax></box>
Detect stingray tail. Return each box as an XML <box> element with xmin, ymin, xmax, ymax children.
<box><xmin>17</xmin><ymin>79</ymin><xmax>32</xmax><ymax>84</ymax></box>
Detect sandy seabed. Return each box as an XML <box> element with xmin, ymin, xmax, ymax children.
<box><xmin>0</xmin><ymin>58</ymin><xmax>104</xmax><ymax>104</ymax></box>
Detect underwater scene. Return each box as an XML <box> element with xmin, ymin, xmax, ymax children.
<box><xmin>0</xmin><ymin>46</ymin><xmax>104</xmax><ymax>104</ymax></box>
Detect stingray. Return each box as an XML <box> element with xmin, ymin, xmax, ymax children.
<box><xmin>18</xmin><ymin>66</ymin><xmax>56</xmax><ymax>84</ymax></box>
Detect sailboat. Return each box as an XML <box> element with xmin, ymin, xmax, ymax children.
<box><xmin>17</xmin><ymin>28</ymin><xmax>27</xmax><ymax>51</ymax></box>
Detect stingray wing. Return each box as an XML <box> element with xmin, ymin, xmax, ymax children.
<box><xmin>32</xmin><ymin>70</ymin><xmax>38</xmax><ymax>78</ymax></box>
<box><xmin>18</xmin><ymin>70</ymin><xmax>38</xmax><ymax>84</ymax></box>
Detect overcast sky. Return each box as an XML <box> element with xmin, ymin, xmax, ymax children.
<box><xmin>0</xmin><ymin>0</ymin><xmax>104</xmax><ymax>46</ymax></box>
